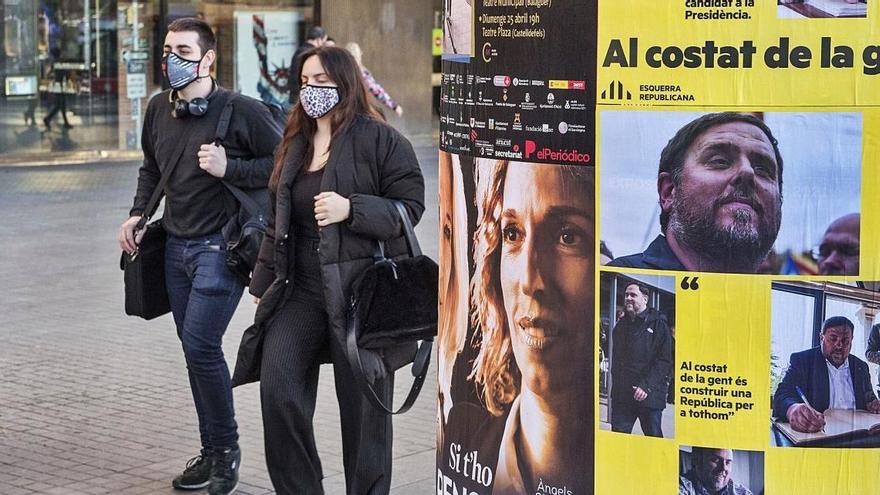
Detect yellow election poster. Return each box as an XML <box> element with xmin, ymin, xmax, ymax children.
<box><xmin>440</xmin><ymin>0</ymin><xmax>880</xmax><ymax>493</ymax></box>
<box><xmin>597</xmin><ymin>2</ymin><xmax>880</xmax><ymax>495</ymax></box>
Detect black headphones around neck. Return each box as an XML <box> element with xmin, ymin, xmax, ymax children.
<box><xmin>170</xmin><ymin>80</ymin><xmax>217</xmax><ymax>119</ymax></box>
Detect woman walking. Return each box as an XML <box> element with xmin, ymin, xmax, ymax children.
<box><xmin>239</xmin><ymin>46</ymin><xmax>425</xmax><ymax>495</ymax></box>
<box><xmin>345</xmin><ymin>42</ymin><xmax>404</xmax><ymax>117</ymax></box>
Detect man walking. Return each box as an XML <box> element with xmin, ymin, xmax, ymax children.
<box><xmin>117</xmin><ymin>18</ymin><xmax>282</xmax><ymax>494</ymax></box>
<box><xmin>610</xmin><ymin>282</ymin><xmax>673</xmax><ymax>437</ymax></box>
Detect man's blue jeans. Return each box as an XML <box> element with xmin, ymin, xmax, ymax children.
<box><xmin>165</xmin><ymin>233</ymin><xmax>243</xmax><ymax>449</ymax></box>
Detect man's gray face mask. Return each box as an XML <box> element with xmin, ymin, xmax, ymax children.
<box><xmin>163</xmin><ymin>52</ymin><xmax>205</xmax><ymax>90</ymax></box>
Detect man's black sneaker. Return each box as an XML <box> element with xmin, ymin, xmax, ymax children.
<box><xmin>208</xmin><ymin>447</ymin><xmax>241</xmax><ymax>495</ymax></box>
<box><xmin>172</xmin><ymin>448</ymin><xmax>213</xmax><ymax>490</ymax></box>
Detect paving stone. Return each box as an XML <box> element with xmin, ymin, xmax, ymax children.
<box><xmin>0</xmin><ymin>138</ymin><xmax>439</xmax><ymax>494</ymax></box>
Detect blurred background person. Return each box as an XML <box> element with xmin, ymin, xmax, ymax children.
<box><xmin>43</xmin><ymin>45</ymin><xmax>73</xmax><ymax>131</ymax></box>
<box><xmin>287</xmin><ymin>26</ymin><xmax>328</xmax><ymax>105</ymax></box>
<box><xmin>346</xmin><ymin>42</ymin><xmax>403</xmax><ymax>117</ymax></box>
<box><xmin>814</xmin><ymin>213</ymin><xmax>859</xmax><ymax>276</ymax></box>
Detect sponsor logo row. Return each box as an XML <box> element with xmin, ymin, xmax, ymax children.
<box><xmin>465</xmin><ymin>136</ymin><xmax>592</xmax><ymax>164</ymax></box>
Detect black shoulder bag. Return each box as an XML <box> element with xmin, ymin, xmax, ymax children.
<box><xmin>119</xmin><ymin>142</ymin><xmax>188</xmax><ymax>320</ymax></box>
<box><xmin>214</xmin><ymin>95</ymin><xmax>279</xmax><ymax>285</ymax></box>
<box><xmin>345</xmin><ymin>201</ymin><xmax>438</xmax><ymax>414</ymax></box>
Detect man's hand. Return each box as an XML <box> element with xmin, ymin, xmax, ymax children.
<box><xmin>867</xmin><ymin>399</ymin><xmax>880</xmax><ymax>414</ymax></box>
<box><xmin>787</xmin><ymin>403</ymin><xmax>826</xmax><ymax>433</ymax></box>
<box><xmin>117</xmin><ymin>216</ymin><xmax>145</xmax><ymax>254</ymax></box>
<box><xmin>314</xmin><ymin>192</ymin><xmax>351</xmax><ymax>227</ymax></box>
<box><xmin>198</xmin><ymin>143</ymin><xmax>228</xmax><ymax>178</ymax></box>
<box><xmin>632</xmin><ymin>386</ymin><xmax>648</xmax><ymax>402</ymax></box>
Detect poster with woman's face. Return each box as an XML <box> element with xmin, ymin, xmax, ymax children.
<box><xmin>438</xmin><ymin>155</ymin><xmax>595</xmax><ymax>495</ymax></box>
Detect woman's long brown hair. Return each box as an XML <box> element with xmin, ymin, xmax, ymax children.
<box><xmin>269</xmin><ymin>46</ymin><xmax>384</xmax><ymax>191</ymax></box>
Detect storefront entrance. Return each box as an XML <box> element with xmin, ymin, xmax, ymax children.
<box><xmin>1</xmin><ymin>0</ymin><xmax>317</xmax><ymax>161</ymax></box>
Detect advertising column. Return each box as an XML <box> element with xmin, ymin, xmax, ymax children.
<box><xmin>438</xmin><ymin>1</ymin><xmax>597</xmax><ymax>494</ymax></box>
<box><xmin>597</xmin><ymin>2</ymin><xmax>879</xmax><ymax>495</ymax></box>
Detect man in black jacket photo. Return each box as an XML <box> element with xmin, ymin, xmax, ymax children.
<box><xmin>610</xmin><ymin>282</ymin><xmax>673</xmax><ymax>437</ymax></box>
<box><xmin>116</xmin><ymin>18</ymin><xmax>282</xmax><ymax>495</ymax></box>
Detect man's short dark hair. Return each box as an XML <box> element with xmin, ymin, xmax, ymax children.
<box><xmin>167</xmin><ymin>18</ymin><xmax>216</xmax><ymax>56</ymax></box>
<box><xmin>822</xmin><ymin>316</ymin><xmax>855</xmax><ymax>334</ymax></box>
<box><xmin>625</xmin><ymin>282</ymin><xmax>650</xmax><ymax>299</ymax></box>
<box><xmin>690</xmin><ymin>446</ymin><xmax>709</xmax><ymax>460</ymax></box>
<box><xmin>658</xmin><ymin>112</ymin><xmax>784</xmax><ymax>232</ymax></box>
<box><xmin>307</xmin><ymin>26</ymin><xmax>327</xmax><ymax>41</ymax></box>
<box><xmin>690</xmin><ymin>446</ymin><xmax>728</xmax><ymax>464</ymax></box>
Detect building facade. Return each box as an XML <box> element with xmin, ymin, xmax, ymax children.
<box><xmin>0</xmin><ymin>0</ymin><xmax>432</xmax><ymax>164</ymax></box>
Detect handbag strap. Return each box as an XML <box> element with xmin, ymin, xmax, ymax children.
<box><xmin>222</xmin><ymin>181</ymin><xmax>264</xmax><ymax>218</ymax></box>
<box><xmin>371</xmin><ymin>201</ymin><xmax>420</xmax><ymax>262</ymax></box>
<box><xmin>215</xmin><ymin>93</ymin><xmax>264</xmax><ymax>219</ymax></box>
<box><xmin>345</xmin><ymin>324</ymin><xmax>433</xmax><ymax>415</ymax></box>
<box><xmin>215</xmin><ymin>92</ymin><xmax>237</xmax><ymax>144</ymax></box>
<box><xmin>393</xmin><ymin>201</ymin><xmax>422</xmax><ymax>257</ymax></box>
<box><xmin>135</xmin><ymin>121</ymin><xmax>190</xmax><ymax>230</ymax></box>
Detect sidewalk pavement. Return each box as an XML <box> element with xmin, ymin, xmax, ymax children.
<box><xmin>0</xmin><ymin>140</ymin><xmax>439</xmax><ymax>495</ymax></box>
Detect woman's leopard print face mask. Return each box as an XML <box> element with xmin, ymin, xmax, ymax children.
<box><xmin>300</xmin><ymin>85</ymin><xmax>340</xmax><ymax>119</ymax></box>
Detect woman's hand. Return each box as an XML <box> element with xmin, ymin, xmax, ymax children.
<box><xmin>314</xmin><ymin>192</ymin><xmax>351</xmax><ymax>227</ymax></box>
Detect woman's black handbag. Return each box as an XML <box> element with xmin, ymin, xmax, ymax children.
<box><xmin>345</xmin><ymin>201</ymin><xmax>438</xmax><ymax>414</ymax></box>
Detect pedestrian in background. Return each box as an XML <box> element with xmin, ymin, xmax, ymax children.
<box><xmin>43</xmin><ymin>46</ymin><xmax>73</xmax><ymax>131</ymax></box>
<box><xmin>346</xmin><ymin>42</ymin><xmax>404</xmax><ymax>117</ymax></box>
<box><xmin>288</xmin><ymin>26</ymin><xmax>328</xmax><ymax>105</ymax></box>
<box><xmin>240</xmin><ymin>46</ymin><xmax>425</xmax><ymax>494</ymax></box>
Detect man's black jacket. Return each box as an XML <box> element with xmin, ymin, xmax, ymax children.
<box><xmin>610</xmin><ymin>307</ymin><xmax>673</xmax><ymax>410</ymax></box>
<box><xmin>609</xmin><ymin>235</ymin><xmax>685</xmax><ymax>271</ymax></box>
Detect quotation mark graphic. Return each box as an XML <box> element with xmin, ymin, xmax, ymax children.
<box><xmin>680</xmin><ymin>277</ymin><xmax>700</xmax><ymax>290</ymax></box>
